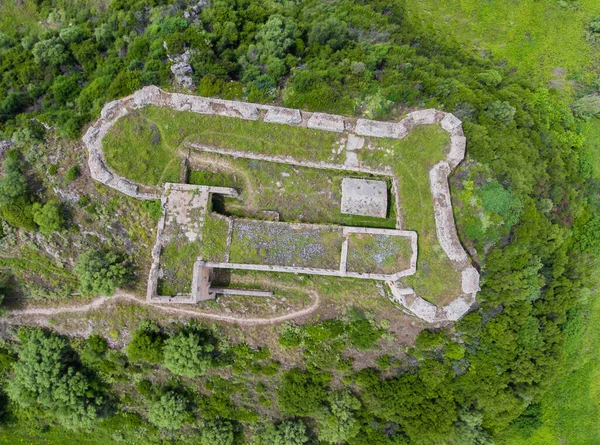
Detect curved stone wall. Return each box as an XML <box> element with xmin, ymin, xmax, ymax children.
<box><xmin>84</xmin><ymin>86</ymin><xmax>480</xmax><ymax>323</ymax></box>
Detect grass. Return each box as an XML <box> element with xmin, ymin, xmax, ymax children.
<box><xmin>193</xmin><ymin>153</ymin><xmax>397</xmax><ymax>227</ymax></box>
<box><xmin>359</xmin><ymin>125</ymin><xmax>461</xmax><ymax>305</ymax></box>
<box><xmin>228</xmin><ymin>219</ymin><xmax>345</xmax><ymax>269</ymax></box>
<box><xmin>103</xmin><ymin>106</ymin><xmax>344</xmax><ymax>187</ymax></box>
<box><xmin>200</xmin><ymin>213</ymin><xmax>229</xmax><ymax>262</ymax></box>
<box><xmin>188</xmin><ymin>169</ymin><xmax>237</xmax><ymax>188</ymax></box>
<box><xmin>346</xmin><ymin>233</ymin><xmax>412</xmax><ymax>275</ymax></box>
<box><xmin>102</xmin><ymin>111</ymin><xmax>180</xmax><ymax>186</ymax></box>
<box><xmin>157</xmin><ymin>232</ymin><xmax>202</xmax><ymax>296</ymax></box>
<box><xmin>409</xmin><ymin>0</ymin><xmax>600</xmax><ymax>85</ymax></box>
<box><xmin>0</xmin><ymin>0</ymin><xmax>40</xmax><ymax>35</ymax></box>
<box><xmin>581</xmin><ymin>118</ymin><xmax>600</xmax><ymax>180</ymax></box>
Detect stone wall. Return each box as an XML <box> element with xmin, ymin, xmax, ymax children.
<box><xmin>86</xmin><ymin>86</ymin><xmax>480</xmax><ymax>323</ymax></box>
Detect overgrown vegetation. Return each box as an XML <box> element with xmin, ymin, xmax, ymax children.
<box><xmin>0</xmin><ymin>0</ymin><xmax>598</xmax><ymax>443</ymax></box>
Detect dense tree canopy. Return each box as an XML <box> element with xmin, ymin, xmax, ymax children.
<box><xmin>6</xmin><ymin>328</ymin><xmax>102</xmax><ymax>429</ymax></box>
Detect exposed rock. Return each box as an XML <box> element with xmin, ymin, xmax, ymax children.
<box><xmin>171</xmin><ymin>62</ymin><xmax>195</xmax><ymax>90</ymax></box>
<box><xmin>341</xmin><ymin>178</ymin><xmax>388</xmax><ymax>218</ymax></box>
<box><xmin>429</xmin><ymin>162</ymin><xmax>468</xmax><ymax>263</ymax></box>
<box><xmin>263</xmin><ymin>107</ymin><xmax>302</xmax><ymax>125</ymax></box>
<box><xmin>307</xmin><ymin>112</ymin><xmax>345</xmax><ymax>132</ymax></box>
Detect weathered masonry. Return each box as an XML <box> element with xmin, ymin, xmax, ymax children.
<box><xmin>84</xmin><ymin>86</ymin><xmax>480</xmax><ymax>323</ymax></box>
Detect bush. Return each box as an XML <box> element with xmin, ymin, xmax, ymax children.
<box><xmin>348</xmin><ymin>320</ymin><xmax>381</xmax><ymax>350</ymax></box>
<box><xmin>163</xmin><ymin>328</ymin><xmax>216</xmax><ymax>377</ymax></box>
<box><xmin>255</xmin><ymin>419</ymin><xmax>310</xmax><ymax>445</ymax></box>
<box><xmin>277</xmin><ymin>369</ymin><xmax>328</xmax><ymax>416</ymax></box>
<box><xmin>127</xmin><ymin>321</ymin><xmax>165</xmax><ymax>364</ymax></box>
<box><xmin>75</xmin><ymin>250</ymin><xmax>131</xmax><ymax>296</ymax></box>
<box><xmin>65</xmin><ymin>165</ymin><xmax>79</xmax><ymax>181</ymax></box>
<box><xmin>32</xmin><ymin>200</ymin><xmax>64</xmax><ymax>234</ymax></box>
<box><xmin>148</xmin><ymin>391</ymin><xmax>190</xmax><ymax>430</ymax></box>
<box><xmin>200</xmin><ymin>419</ymin><xmax>235</xmax><ymax>445</ymax></box>
<box><xmin>1</xmin><ymin>195</ymin><xmax>36</xmax><ymax>230</ymax></box>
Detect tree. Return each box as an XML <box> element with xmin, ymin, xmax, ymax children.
<box><xmin>127</xmin><ymin>321</ymin><xmax>165</xmax><ymax>364</ymax></box>
<box><xmin>277</xmin><ymin>369</ymin><xmax>328</xmax><ymax>416</ymax></box>
<box><xmin>483</xmin><ymin>100</ymin><xmax>516</xmax><ymax>125</ymax></box>
<box><xmin>308</xmin><ymin>18</ymin><xmax>349</xmax><ymax>50</ymax></box>
<box><xmin>148</xmin><ymin>391</ymin><xmax>190</xmax><ymax>430</ymax></box>
<box><xmin>0</xmin><ymin>157</ymin><xmax>27</xmax><ymax>207</ymax></box>
<box><xmin>32</xmin><ymin>38</ymin><xmax>70</xmax><ymax>66</ymax></box>
<box><xmin>201</xmin><ymin>419</ymin><xmax>235</xmax><ymax>445</ymax></box>
<box><xmin>6</xmin><ymin>328</ymin><xmax>102</xmax><ymax>429</ymax></box>
<box><xmin>255</xmin><ymin>420</ymin><xmax>309</xmax><ymax>445</ymax></box>
<box><xmin>75</xmin><ymin>250</ymin><xmax>131</xmax><ymax>296</ymax></box>
<box><xmin>32</xmin><ymin>200</ymin><xmax>64</xmax><ymax>234</ymax></box>
<box><xmin>163</xmin><ymin>329</ymin><xmax>216</xmax><ymax>377</ymax></box>
<box><xmin>317</xmin><ymin>390</ymin><xmax>361</xmax><ymax>443</ymax></box>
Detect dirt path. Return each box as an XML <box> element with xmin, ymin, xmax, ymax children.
<box><xmin>5</xmin><ymin>291</ymin><xmax>320</xmax><ymax>326</ymax></box>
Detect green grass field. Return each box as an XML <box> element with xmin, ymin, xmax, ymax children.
<box><xmin>346</xmin><ymin>233</ymin><xmax>412</xmax><ymax>275</ymax></box>
<box><xmin>409</xmin><ymin>0</ymin><xmax>600</xmax><ymax>85</ymax></box>
<box><xmin>189</xmin><ymin>151</ymin><xmax>397</xmax><ymax>228</ymax></box>
<box><xmin>229</xmin><ymin>219</ymin><xmax>345</xmax><ymax>269</ymax></box>
<box><xmin>359</xmin><ymin>125</ymin><xmax>461</xmax><ymax>305</ymax></box>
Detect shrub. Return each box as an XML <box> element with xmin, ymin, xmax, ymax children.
<box><xmin>163</xmin><ymin>328</ymin><xmax>216</xmax><ymax>377</ymax></box>
<box><xmin>348</xmin><ymin>320</ymin><xmax>381</xmax><ymax>350</ymax></box>
<box><xmin>277</xmin><ymin>369</ymin><xmax>328</xmax><ymax>416</ymax></box>
<box><xmin>200</xmin><ymin>419</ymin><xmax>235</xmax><ymax>445</ymax></box>
<box><xmin>127</xmin><ymin>321</ymin><xmax>165</xmax><ymax>364</ymax></box>
<box><xmin>1</xmin><ymin>195</ymin><xmax>36</xmax><ymax>230</ymax></box>
<box><xmin>48</xmin><ymin>164</ymin><xmax>58</xmax><ymax>175</ymax></box>
<box><xmin>255</xmin><ymin>419</ymin><xmax>310</xmax><ymax>445</ymax></box>
<box><xmin>65</xmin><ymin>165</ymin><xmax>79</xmax><ymax>181</ymax></box>
<box><xmin>445</xmin><ymin>342</ymin><xmax>466</xmax><ymax>361</ymax></box>
<box><xmin>317</xmin><ymin>390</ymin><xmax>362</xmax><ymax>444</ymax></box>
<box><xmin>75</xmin><ymin>250</ymin><xmax>131</xmax><ymax>296</ymax></box>
<box><xmin>32</xmin><ymin>200</ymin><xmax>64</xmax><ymax>234</ymax></box>
<box><xmin>148</xmin><ymin>391</ymin><xmax>190</xmax><ymax>430</ymax></box>
<box><xmin>415</xmin><ymin>330</ymin><xmax>446</xmax><ymax>350</ymax></box>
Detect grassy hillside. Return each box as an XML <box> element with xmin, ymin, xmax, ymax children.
<box><xmin>409</xmin><ymin>0</ymin><xmax>600</xmax><ymax>85</ymax></box>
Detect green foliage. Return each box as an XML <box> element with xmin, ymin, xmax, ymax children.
<box><xmin>140</xmin><ymin>200</ymin><xmax>162</xmax><ymax>221</ymax></box>
<box><xmin>308</xmin><ymin>18</ymin><xmax>349</xmax><ymax>50</ymax></box>
<box><xmin>484</xmin><ymin>100</ymin><xmax>517</xmax><ymax>125</ymax></box>
<box><xmin>348</xmin><ymin>319</ymin><xmax>381</xmax><ymax>350</ymax></box>
<box><xmin>415</xmin><ymin>330</ymin><xmax>446</xmax><ymax>351</ymax></box>
<box><xmin>481</xmin><ymin>181</ymin><xmax>523</xmax><ymax>226</ymax></box>
<box><xmin>6</xmin><ymin>328</ymin><xmax>102</xmax><ymax>429</ymax></box>
<box><xmin>574</xmin><ymin>216</ymin><xmax>600</xmax><ymax>253</ymax></box>
<box><xmin>445</xmin><ymin>342</ymin><xmax>466</xmax><ymax>361</ymax></box>
<box><xmin>477</xmin><ymin>69</ymin><xmax>502</xmax><ymax>87</ymax></box>
<box><xmin>32</xmin><ymin>38</ymin><xmax>69</xmax><ymax>66</ymax></box>
<box><xmin>1</xmin><ymin>195</ymin><xmax>36</xmax><ymax>230</ymax></box>
<box><xmin>0</xmin><ymin>150</ymin><xmax>28</xmax><ymax>207</ymax></box>
<box><xmin>163</xmin><ymin>328</ymin><xmax>216</xmax><ymax>377</ymax></box>
<box><xmin>277</xmin><ymin>368</ymin><xmax>328</xmax><ymax>416</ymax></box>
<box><xmin>255</xmin><ymin>420</ymin><xmax>310</xmax><ymax>445</ymax></box>
<box><xmin>148</xmin><ymin>391</ymin><xmax>190</xmax><ymax>430</ymax></box>
<box><xmin>200</xmin><ymin>419</ymin><xmax>235</xmax><ymax>445</ymax></box>
<box><xmin>317</xmin><ymin>390</ymin><xmax>361</xmax><ymax>443</ymax></box>
<box><xmin>127</xmin><ymin>321</ymin><xmax>164</xmax><ymax>364</ymax></box>
<box><xmin>32</xmin><ymin>200</ymin><xmax>64</xmax><ymax>234</ymax></box>
<box><xmin>75</xmin><ymin>250</ymin><xmax>131</xmax><ymax>296</ymax></box>
<box><xmin>65</xmin><ymin>165</ymin><xmax>79</xmax><ymax>181</ymax></box>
